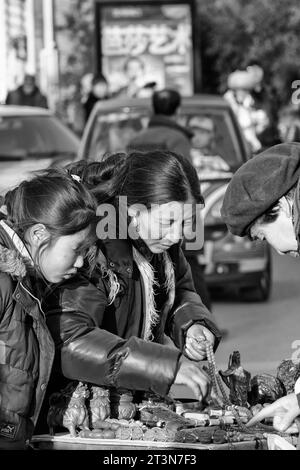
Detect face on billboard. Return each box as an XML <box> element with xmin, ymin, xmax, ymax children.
<box><xmin>100</xmin><ymin>4</ymin><xmax>194</xmax><ymax>97</ymax></box>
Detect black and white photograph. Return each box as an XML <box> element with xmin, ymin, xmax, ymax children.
<box><xmin>1</xmin><ymin>0</ymin><xmax>300</xmax><ymax>459</ymax></box>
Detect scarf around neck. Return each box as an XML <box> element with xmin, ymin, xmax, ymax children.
<box><xmin>132</xmin><ymin>246</ymin><xmax>175</xmax><ymax>341</ymax></box>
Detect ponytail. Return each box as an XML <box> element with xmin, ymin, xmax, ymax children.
<box><xmin>67</xmin><ymin>150</ymin><xmax>203</xmax><ymax>208</ymax></box>
<box><xmin>65</xmin><ymin>153</ymin><xmax>128</xmax><ymax>204</ymax></box>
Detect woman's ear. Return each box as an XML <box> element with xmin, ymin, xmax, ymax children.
<box><xmin>128</xmin><ymin>206</ymin><xmax>138</xmax><ymax>218</ymax></box>
<box><xmin>26</xmin><ymin>224</ymin><xmax>50</xmax><ymax>248</ymax></box>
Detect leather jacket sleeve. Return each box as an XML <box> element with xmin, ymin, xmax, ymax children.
<box><xmin>165</xmin><ymin>245</ymin><xmax>222</xmax><ymax>350</ymax></box>
<box><xmin>44</xmin><ymin>276</ymin><xmax>181</xmax><ymax>397</ymax></box>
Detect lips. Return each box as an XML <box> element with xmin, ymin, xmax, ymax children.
<box><xmin>64</xmin><ymin>270</ymin><xmax>77</xmax><ymax>279</ymax></box>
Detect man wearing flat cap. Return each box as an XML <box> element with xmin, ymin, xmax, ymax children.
<box><xmin>221</xmin><ymin>142</ymin><xmax>300</xmax><ymax>433</ymax></box>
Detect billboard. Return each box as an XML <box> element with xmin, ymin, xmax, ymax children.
<box><xmin>97</xmin><ymin>3</ymin><xmax>194</xmax><ymax>97</ymax></box>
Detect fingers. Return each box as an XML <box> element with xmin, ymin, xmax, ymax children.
<box><xmin>185</xmin><ymin>343</ymin><xmax>206</xmax><ymax>361</ymax></box>
<box><xmin>277</xmin><ymin>408</ymin><xmax>300</xmax><ymax>432</ymax></box>
<box><xmin>202</xmin><ymin>328</ymin><xmax>215</xmax><ymax>344</ymax></box>
<box><xmin>185</xmin><ymin>336</ymin><xmax>207</xmax><ymax>360</ymax></box>
<box><xmin>246</xmin><ymin>402</ymin><xmax>278</xmax><ymax>427</ymax></box>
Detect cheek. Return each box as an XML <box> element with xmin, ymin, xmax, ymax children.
<box><xmin>139</xmin><ymin>215</ymin><xmax>152</xmax><ymax>238</ymax></box>
<box><xmin>42</xmin><ymin>248</ymin><xmax>73</xmax><ymax>270</ymax></box>
<box><xmin>265</xmin><ymin>224</ymin><xmax>288</xmax><ymax>249</ymax></box>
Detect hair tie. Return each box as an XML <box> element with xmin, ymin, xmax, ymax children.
<box><xmin>71</xmin><ymin>174</ymin><xmax>81</xmax><ymax>183</ymax></box>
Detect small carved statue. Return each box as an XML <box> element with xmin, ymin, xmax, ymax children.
<box><xmin>276</xmin><ymin>359</ymin><xmax>300</xmax><ymax>394</ymax></box>
<box><xmin>219</xmin><ymin>351</ymin><xmax>251</xmax><ymax>407</ymax></box>
<box><xmin>47</xmin><ymin>381</ymin><xmax>90</xmax><ymax>437</ymax></box>
<box><xmin>90</xmin><ymin>386</ymin><xmax>110</xmax><ymax>428</ymax></box>
<box><xmin>110</xmin><ymin>388</ymin><xmax>136</xmax><ymax>420</ymax></box>
<box><xmin>248</xmin><ymin>373</ymin><xmax>285</xmax><ymax>405</ymax></box>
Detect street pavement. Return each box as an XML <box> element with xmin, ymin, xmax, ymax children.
<box><xmin>214</xmin><ymin>248</ymin><xmax>300</xmax><ymax>376</ymax></box>
<box><xmin>172</xmin><ymin>248</ymin><xmax>300</xmax><ymax>399</ymax></box>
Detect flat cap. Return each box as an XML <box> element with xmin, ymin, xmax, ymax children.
<box><xmin>221</xmin><ymin>143</ymin><xmax>300</xmax><ymax>236</ymax></box>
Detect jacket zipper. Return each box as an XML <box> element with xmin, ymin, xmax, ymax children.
<box><xmin>19</xmin><ymin>281</ymin><xmax>46</xmax><ymax>320</ymax></box>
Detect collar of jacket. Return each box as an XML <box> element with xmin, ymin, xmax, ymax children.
<box><xmin>0</xmin><ymin>220</ymin><xmax>34</xmax><ymax>278</ymax></box>
<box><xmin>101</xmin><ymin>237</ymin><xmax>155</xmax><ymax>278</ymax></box>
<box><xmin>0</xmin><ymin>220</ymin><xmax>44</xmax><ymax>318</ymax></box>
<box><xmin>101</xmin><ymin>239</ymin><xmax>134</xmax><ymax>278</ymax></box>
<box><xmin>148</xmin><ymin>114</ymin><xmax>194</xmax><ymax>139</ymax></box>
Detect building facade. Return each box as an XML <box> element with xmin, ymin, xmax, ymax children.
<box><xmin>0</xmin><ymin>0</ymin><xmax>58</xmax><ymax>109</ymax></box>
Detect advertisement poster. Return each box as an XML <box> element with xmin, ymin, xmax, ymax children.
<box><xmin>100</xmin><ymin>4</ymin><xmax>194</xmax><ymax>97</ymax></box>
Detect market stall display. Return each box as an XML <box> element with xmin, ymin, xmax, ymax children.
<box><xmin>35</xmin><ymin>345</ymin><xmax>300</xmax><ymax>450</ymax></box>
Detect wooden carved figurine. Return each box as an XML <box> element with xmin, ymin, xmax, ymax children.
<box><xmin>110</xmin><ymin>388</ymin><xmax>136</xmax><ymax>420</ymax></box>
<box><xmin>276</xmin><ymin>359</ymin><xmax>300</xmax><ymax>394</ymax></box>
<box><xmin>47</xmin><ymin>381</ymin><xmax>90</xmax><ymax>437</ymax></box>
<box><xmin>90</xmin><ymin>386</ymin><xmax>110</xmax><ymax>428</ymax></box>
<box><xmin>249</xmin><ymin>374</ymin><xmax>285</xmax><ymax>405</ymax></box>
<box><xmin>219</xmin><ymin>351</ymin><xmax>251</xmax><ymax>407</ymax></box>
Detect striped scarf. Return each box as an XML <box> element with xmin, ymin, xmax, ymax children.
<box><xmin>132</xmin><ymin>247</ymin><xmax>175</xmax><ymax>341</ymax></box>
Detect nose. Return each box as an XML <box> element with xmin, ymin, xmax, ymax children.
<box><xmin>164</xmin><ymin>222</ymin><xmax>182</xmax><ymax>245</ymax></box>
<box><xmin>73</xmin><ymin>255</ymin><xmax>84</xmax><ymax>269</ymax></box>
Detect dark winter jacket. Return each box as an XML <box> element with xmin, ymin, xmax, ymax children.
<box><xmin>5</xmin><ymin>86</ymin><xmax>48</xmax><ymax>108</ymax></box>
<box><xmin>83</xmin><ymin>93</ymin><xmax>109</xmax><ymax>123</ymax></box>
<box><xmin>41</xmin><ymin>239</ymin><xmax>221</xmax><ymax>403</ymax></box>
<box><xmin>128</xmin><ymin>114</ymin><xmax>194</xmax><ymax>163</ymax></box>
<box><xmin>0</xmin><ymin>220</ymin><xmax>54</xmax><ymax>449</ymax></box>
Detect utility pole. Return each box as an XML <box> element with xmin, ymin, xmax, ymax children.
<box><xmin>25</xmin><ymin>0</ymin><xmax>36</xmax><ymax>75</ymax></box>
<box><xmin>0</xmin><ymin>0</ymin><xmax>7</xmax><ymax>102</ymax></box>
<box><xmin>40</xmin><ymin>0</ymin><xmax>60</xmax><ymax>111</ymax></box>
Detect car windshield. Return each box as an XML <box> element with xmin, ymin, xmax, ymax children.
<box><xmin>0</xmin><ymin>115</ymin><xmax>78</xmax><ymax>158</ymax></box>
<box><xmin>85</xmin><ymin>106</ymin><xmax>243</xmax><ymax>181</ymax></box>
<box><xmin>85</xmin><ymin>110</ymin><xmax>149</xmax><ymax>160</ymax></box>
<box><xmin>179</xmin><ymin>109</ymin><xmax>242</xmax><ymax>180</ymax></box>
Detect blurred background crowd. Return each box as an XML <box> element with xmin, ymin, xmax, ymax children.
<box><xmin>1</xmin><ymin>0</ymin><xmax>300</xmax><ymax>150</ymax></box>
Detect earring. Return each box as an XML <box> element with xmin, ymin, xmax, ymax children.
<box><xmin>133</xmin><ymin>216</ymin><xmax>140</xmax><ymax>233</ymax></box>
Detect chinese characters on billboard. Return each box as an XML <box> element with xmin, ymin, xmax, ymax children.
<box><xmin>100</xmin><ymin>4</ymin><xmax>194</xmax><ymax>97</ymax></box>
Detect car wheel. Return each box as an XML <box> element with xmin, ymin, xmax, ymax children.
<box><xmin>239</xmin><ymin>255</ymin><xmax>272</xmax><ymax>302</ymax></box>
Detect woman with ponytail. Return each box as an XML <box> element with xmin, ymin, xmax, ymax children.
<box><xmin>0</xmin><ymin>169</ymin><xmax>97</xmax><ymax>449</ymax></box>
<box><xmin>43</xmin><ymin>151</ymin><xmax>221</xmax><ymax>411</ymax></box>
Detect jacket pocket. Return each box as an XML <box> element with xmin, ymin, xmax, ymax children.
<box><xmin>0</xmin><ymin>364</ymin><xmax>36</xmax><ymax>416</ymax></box>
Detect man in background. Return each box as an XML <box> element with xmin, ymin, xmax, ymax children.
<box><xmin>128</xmin><ymin>88</ymin><xmax>193</xmax><ymax>164</ymax></box>
<box><xmin>189</xmin><ymin>116</ymin><xmax>216</xmax><ymax>156</ymax></box>
<box><xmin>83</xmin><ymin>74</ymin><xmax>110</xmax><ymax>123</ymax></box>
<box><xmin>6</xmin><ymin>74</ymin><xmax>48</xmax><ymax>108</ymax></box>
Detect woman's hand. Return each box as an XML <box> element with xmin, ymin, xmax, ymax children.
<box><xmin>174</xmin><ymin>356</ymin><xmax>210</xmax><ymax>402</ymax></box>
<box><xmin>246</xmin><ymin>393</ymin><xmax>300</xmax><ymax>433</ymax></box>
<box><xmin>184</xmin><ymin>324</ymin><xmax>215</xmax><ymax>361</ymax></box>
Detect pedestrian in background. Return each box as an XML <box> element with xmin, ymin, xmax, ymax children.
<box><xmin>5</xmin><ymin>74</ymin><xmax>48</xmax><ymax>108</ymax></box>
<box><xmin>128</xmin><ymin>88</ymin><xmax>193</xmax><ymax>164</ymax></box>
<box><xmin>245</xmin><ymin>60</ymin><xmax>281</xmax><ymax>149</ymax></box>
<box><xmin>224</xmin><ymin>69</ymin><xmax>269</xmax><ymax>153</ymax></box>
<box><xmin>278</xmin><ymin>105</ymin><xmax>300</xmax><ymax>144</ymax></box>
<box><xmin>83</xmin><ymin>74</ymin><xmax>110</xmax><ymax>124</ymax></box>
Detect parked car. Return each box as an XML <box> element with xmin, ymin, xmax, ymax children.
<box><xmin>78</xmin><ymin>95</ymin><xmax>272</xmax><ymax>301</ymax></box>
<box><xmin>0</xmin><ymin>105</ymin><xmax>79</xmax><ymax>196</ymax></box>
